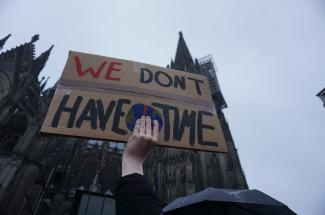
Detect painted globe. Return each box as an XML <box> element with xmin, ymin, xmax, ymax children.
<box><xmin>125</xmin><ymin>103</ymin><xmax>163</xmax><ymax>131</ymax></box>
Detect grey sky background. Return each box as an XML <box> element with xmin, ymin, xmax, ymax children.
<box><xmin>1</xmin><ymin>0</ymin><xmax>325</xmax><ymax>214</ymax></box>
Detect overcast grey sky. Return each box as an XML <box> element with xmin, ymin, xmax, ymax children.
<box><xmin>1</xmin><ymin>0</ymin><xmax>325</xmax><ymax>214</ymax></box>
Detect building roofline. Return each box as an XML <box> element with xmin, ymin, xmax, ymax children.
<box><xmin>316</xmin><ymin>88</ymin><xmax>325</xmax><ymax>97</ymax></box>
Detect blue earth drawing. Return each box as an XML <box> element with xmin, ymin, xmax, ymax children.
<box><xmin>125</xmin><ymin>103</ymin><xmax>163</xmax><ymax>131</ymax></box>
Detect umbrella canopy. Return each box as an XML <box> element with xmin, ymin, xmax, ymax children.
<box><xmin>163</xmin><ymin>187</ymin><xmax>297</xmax><ymax>215</ymax></box>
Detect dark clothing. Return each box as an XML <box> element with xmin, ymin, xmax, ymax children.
<box><xmin>115</xmin><ymin>173</ymin><xmax>162</xmax><ymax>215</ymax></box>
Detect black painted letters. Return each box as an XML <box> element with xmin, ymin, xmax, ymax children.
<box><xmin>187</xmin><ymin>77</ymin><xmax>204</xmax><ymax>95</ymax></box>
<box><xmin>75</xmin><ymin>99</ymin><xmax>97</xmax><ymax>129</ymax></box>
<box><xmin>173</xmin><ymin>109</ymin><xmax>196</xmax><ymax>145</ymax></box>
<box><xmin>51</xmin><ymin>95</ymin><xmax>82</xmax><ymax>128</ymax></box>
<box><xmin>197</xmin><ymin>110</ymin><xmax>218</xmax><ymax>147</ymax></box>
<box><xmin>140</xmin><ymin>68</ymin><xmax>153</xmax><ymax>83</ymax></box>
<box><xmin>151</xmin><ymin>102</ymin><xmax>177</xmax><ymax>141</ymax></box>
<box><xmin>97</xmin><ymin>100</ymin><xmax>116</xmax><ymax>131</ymax></box>
<box><xmin>112</xmin><ymin>99</ymin><xmax>130</xmax><ymax>135</ymax></box>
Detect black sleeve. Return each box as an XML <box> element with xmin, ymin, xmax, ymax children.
<box><xmin>115</xmin><ymin>173</ymin><xmax>162</xmax><ymax>215</ymax></box>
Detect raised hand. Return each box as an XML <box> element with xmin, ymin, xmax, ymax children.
<box><xmin>122</xmin><ymin>115</ymin><xmax>159</xmax><ymax>176</ymax></box>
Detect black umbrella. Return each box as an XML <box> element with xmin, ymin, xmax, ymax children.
<box><xmin>163</xmin><ymin>187</ymin><xmax>297</xmax><ymax>215</ymax></box>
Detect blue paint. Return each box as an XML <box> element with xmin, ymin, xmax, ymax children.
<box><xmin>125</xmin><ymin>103</ymin><xmax>163</xmax><ymax>131</ymax></box>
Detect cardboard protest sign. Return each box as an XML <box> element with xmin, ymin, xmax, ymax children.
<box><xmin>41</xmin><ymin>51</ymin><xmax>227</xmax><ymax>152</ymax></box>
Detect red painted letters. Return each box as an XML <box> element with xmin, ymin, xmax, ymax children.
<box><xmin>74</xmin><ymin>56</ymin><xmax>122</xmax><ymax>81</ymax></box>
<box><xmin>105</xmin><ymin>62</ymin><xmax>122</xmax><ymax>81</ymax></box>
<box><xmin>74</xmin><ymin>56</ymin><xmax>107</xmax><ymax>79</ymax></box>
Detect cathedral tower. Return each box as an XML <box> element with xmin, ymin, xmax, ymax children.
<box><xmin>144</xmin><ymin>32</ymin><xmax>247</xmax><ymax>203</ymax></box>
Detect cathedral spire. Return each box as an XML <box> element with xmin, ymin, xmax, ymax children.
<box><xmin>40</xmin><ymin>76</ymin><xmax>50</xmax><ymax>91</ymax></box>
<box><xmin>31</xmin><ymin>34</ymin><xmax>39</xmax><ymax>43</ymax></box>
<box><xmin>172</xmin><ymin>31</ymin><xmax>198</xmax><ymax>73</ymax></box>
<box><xmin>32</xmin><ymin>45</ymin><xmax>54</xmax><ymax>76</ymax></box>
<box><xmin>0</xmin><ymin>34</ymin><xmax>11</xmax><ymax>50</ymax></box>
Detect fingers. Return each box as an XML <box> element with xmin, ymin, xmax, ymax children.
<box><xmin>133</xmin><ymin>119</ymin><xmax>140</xmax><ymax>135</ymax></box>
<box><xmin>146</xmin><ymin>116</ymin><xmax>151</xmax><ymax>135</ymax></box>
<box><xmin>136</xmin><ymin>115</ymin><xmax>159</xmax><ymax>142</ymax></box>
<box><xmin>152</xmin><ymin>120</ymin><xmax>159</xmax><ymax>141</ymax></box>
<box><xmin>139</xmin><ymin>115</ymin><xmax>146</xmax><ymax>135</ymax></box>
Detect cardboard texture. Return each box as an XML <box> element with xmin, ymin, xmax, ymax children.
<box><xmin>41</xmin><ymin>51</ymin><xmax>227</xmax><ymax>152</ymax></box>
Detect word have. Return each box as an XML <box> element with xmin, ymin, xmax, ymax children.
<box><xmin>51</xmin><ymin>95</ymin><xmax>218</xmax><ymax>147</ymax></box>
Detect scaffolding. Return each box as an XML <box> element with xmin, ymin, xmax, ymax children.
<box><xmin>198</xmin><ymin>55</ymin><xmax>221</xmax><ymax>94</ymax></box>
<box><xmin>198</xmin><ymin>55</ymin><xmax>227</xmax><ymax>109</ymax></box>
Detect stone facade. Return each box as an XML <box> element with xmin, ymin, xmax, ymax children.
<box><xmin>0</xmin><ymin>34</ymin><xmax>60</xmax><ymax>214</ymax></box>
<box><xmin>0</xmin><ymin>33</ymin><xmax>247</xmax><ymax>215</ymax></box>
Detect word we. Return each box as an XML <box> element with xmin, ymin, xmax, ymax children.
<box><xmin>74</xmin><ymin>56</ymin><xmax>122</xmax><ymax>81</ymax></box>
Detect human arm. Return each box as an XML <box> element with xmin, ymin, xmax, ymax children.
<box><xmin>115</xmin><ymin>115</ymin><xmax>162</xmax><ymax>215</ymax></box>
<box><xmin>121</xmin><ymin>115</ymin><xmax>159</xmax><ymax>176</ymax></box>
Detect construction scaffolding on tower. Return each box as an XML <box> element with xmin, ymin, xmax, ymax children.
<box><xmin>198</xmin><ymin>55</ymin><xmax>227</xmax><ymax>109</ymax></box>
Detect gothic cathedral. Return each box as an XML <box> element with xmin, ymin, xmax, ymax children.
<box><xmin>0</xmin><ymin>33</ymin><xmax>247</xmax><ymax>215</ymax></box>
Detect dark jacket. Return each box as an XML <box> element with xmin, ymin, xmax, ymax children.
<box><xmin>115</xmin><ymin>173</ymin><xmax>162</xmax><ymax>215</ymax></box>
